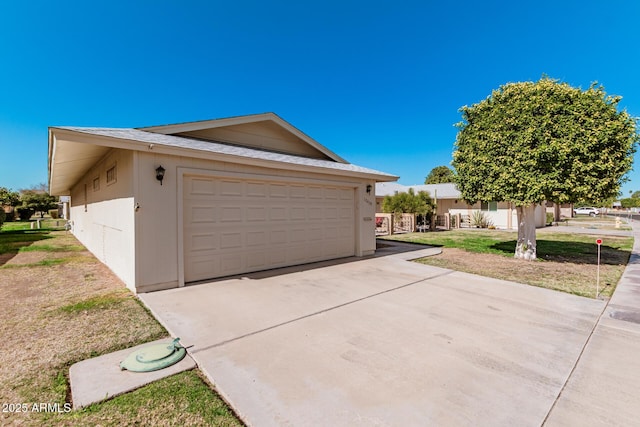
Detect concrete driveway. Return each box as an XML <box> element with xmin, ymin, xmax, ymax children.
<box><xmin>140</xmin><ymin>244</ymin><xmax>604</xmax><ymax>426</ymax></box>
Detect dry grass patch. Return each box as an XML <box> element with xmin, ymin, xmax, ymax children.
<box><xmin>0</xmin><ymin>230</ymin><xmax>243</xmax><ymax>426</ymax></box>
<box><xmin>417</xmin><ymin>248</ymin><xmax>622</xmax><ymax>298</ymax></box>
<box><xmin>382</xmin><ymin>229</ymin><xmax>632</xmax><ymax>298</ymax></box>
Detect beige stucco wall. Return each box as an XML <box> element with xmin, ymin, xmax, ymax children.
<box><xmin>133</xmin><ymin>151</ymin><xmax>375</xmax><ymax>292</ymax></box>
<box><xmin>69</xmin><ymin>149</ymin><xmax>136</xmax><ymax>292</ymax></box>
<box><xmin>449</xmin><ymin>202</ymin><xmax>512</xmax><ymax>229</ymax></box>
<box><xmin>449</xmin><ymin>202</ymin><xmax>545</xmax><ymax>230</ymax></box>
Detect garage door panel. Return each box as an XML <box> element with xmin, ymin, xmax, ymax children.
<box><xmin>325</xmin><ymin>188</ymin><xmax>340</xmax><ymax>199</ymax></box>
<box><xmin>184</xmin><ymin>176</ymin><xmax>355</xmax><ymax>283</ymax></box>
<box><xmin>324</xmin><ymin>208</ymin><xmax>338</xmax><ymax>219</ymax></box>
<box><xmin>290</xmin><ymin>185</ymin><xmax>307</xmax><ymax>198</ymax></box>
<box><xmin>190</xmin><ymin>233</ymin><xmax>218</xmax><ymax>251</ymax></box>
<box><xmin>324</xmin><ymin>227</ymin><xmax>338</xmax><ymax>239</ymax></box>
<box><xmin>270</xmin><ymin>230</ymin><xmax>287</xmax><ymax>245</ymax></box>
<box><xmin>220</xmin><ymin>232</ymin><xmax>243</xmax><ymax>249</ymax></box>
<box><xmin>290</xmin><ymin>207</ymin><xmax>306</xmax><ymax>220</ymax></box>
<box><xmin>268</xmin><ymin>249</ymin><xmax>287</xmax><ymax>265</ymax></box>
<box><xmin>340</xmin><ymin>207</ymin><xmax>353</xmax><ymax>219</ymax></box>
<box><xmin>247</xmin><ymin>182</ymin><xmax>267</xmax><ymax>197</ymax></box>
<box><xmin>269</xmin><ymin>183</ymin><xmax>288</xmax><ymax>197</ymax></box>
<box><xmin>308</xmin><ymin>228</ymin><xmax>323</xmax><ymax>241</ymax></box>
<box><xmin>287</xmin><ymin>245</ymin><xmax>308</xmax><ymax>263</ymax></box>
<box><xmin>220</xmin><ymin>253</ymin><xmax>243</xmax><ymax>274</ymax></box>
<box><xmin>220</xmin><ymin>180</ymin><xmax>243</xmax><ymax>196</ymax></box>
<box><xmin>308</xmin><ymin>187</ymin><xmax>323</xmax><ymax>199</ymax></box>
<box><xmin>270</xmin><ymin>207</ymin><xmax>288</xmax><ymax>221</ymax></box>
<box><xmin>190</xmin><ymin>178</ymin><xmax>217</xmax><ymax>195</ymax></box>
<box><xmin>290</xmin><ymin>228</ymin><xmax>308</xmax><ymax>243</ymax></box>
<box><xmin>221</xmin><ymin>207</ymin><xmax>242</xmax><ymax>222</ymax></box>
<box><xmin>247</xmin><ymin>252</ymin><xmax>266</xmax><ymax>269</ymax></box>
<box><xmin>189</xmin><ymin>257</ymin><xmax>221</xmax><ymax>280</ymax></box>
<box><xmin>308</xmin><ymin>207</ymin><xmax>324</xmax><ymax>220</ymax></box>
<box><xmin>339</xmin><ymin>188</ymin><xmax>353</xmax><ymax>200</ymax></box>
<box><xmin>247</xmin><ymin>207</ymin><xmax>267</xmax><ymax>222</ymax></box>
<box><xmin>190</xmin><ymin>206</ymin><xmax>216</xmax><ymax>223</ymax></box>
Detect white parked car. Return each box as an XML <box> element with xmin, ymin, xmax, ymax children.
<box><xmin>573</xmin><ymin>206</ymin><xmax>600</xmax><ymax>217</ymax></box>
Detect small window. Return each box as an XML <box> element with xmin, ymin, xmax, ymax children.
<box><xmin>106</xmin><ymin>164</ymin><xmax>117</xmax><ymax>185</ymax></box>
<box><xmin>481</xmin><ymin>201</ymin><xmax>498</xmax><ymax>211</ymax></box>
<box><xmin>93</xmin><ymin>177</ymin><xmax>100</xmax><ymax>191</ymax></box>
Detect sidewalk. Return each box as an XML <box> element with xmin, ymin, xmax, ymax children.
<box><xmin>544</xmin><ymin>220</ymin><xmax>640</xmax><ymax>425</ymax></box>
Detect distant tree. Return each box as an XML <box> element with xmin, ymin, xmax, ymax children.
<box><xmin>453</xmin><ymin>78</ymin><xmax>638</xmax><ymax>260</ymax></box>
<box><xmin>19</xmin><ymin>184</ymin><xmax>58</xmax><ymax>219</ymax></box>
<box><xmin>382</xmin><ymin>188</ymin><xmax>435</xmax><ymax>224</ymax></box>
<box><xmin>620</xmin><ymin>198</ymin><xmax>640</xmax><ymax>208</ymax></box>
<box><xmin>424</xmin><ymin>166</ymin><xmax>455</xmax><ymax>184</ymax></box>
<box><xmin>0</xmin><ymin>187</ymin><xmax>20</xmax><ymax>207</ymax></box>
<box><xmin>632</xmin><ymin>191</ymin><xmax>640</xmax><ymax>199</ymax></box>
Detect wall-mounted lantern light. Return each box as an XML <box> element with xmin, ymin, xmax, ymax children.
<box><xmin>155</xmin><ymin>165</ymin><xmax>166</xmax><ymax>186</ymax></box>
<box><xmin>366</xmin><ymin>184</ymin><xmax>372</xmax><ymax>194</ymax></box>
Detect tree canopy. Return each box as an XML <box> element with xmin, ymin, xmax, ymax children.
<box><xmin>19</xmin><ymin>185</ymin><xmax>58</xmax><ymax>219</ymax></box>
<box><xmin>453</xmin><ymin>77</ymin><xmax>638</xmax><ymax>260</ymax></box>
<box><xmin>0</xmin><ymin>187</ymin><xmax>20</xmax><ymax>207</ymax></box>
<box><xmin>424</xmin><ymin>165</ymin><xmax>455</xmax><ymax>184</ymax></box>
<box><xmin>381</xmin><ymin>188</ymin><xmax>434</xmax><ymax>217</ymax></box>
<box><xmin>452</xmin><ymin>78</ymin><xmax>638</xmax><ymax>207</ymax></box>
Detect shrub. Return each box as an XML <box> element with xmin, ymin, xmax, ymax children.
<box><xmin>546</xmin><ymin>212</ymin><xmax>554</xmax><ymax>226</ymax></box>
<box><xmin>471</xmin><ymin>211</ymin><xmax>493</xmax><ymax>228</ymax></box>
<box><xmin>49</xmin><ymin>209</ymin><xmax>59</xmax><ymax>219</ymax></box>
<box><xmin>0</xmin><ymin>209</ymin><xmax>5</xmax><ymax>229</ymax></box>
<box><xmin>16</xmin><ymin>207</ymin><xmax>34</xmax><ymax>221</ymax></box>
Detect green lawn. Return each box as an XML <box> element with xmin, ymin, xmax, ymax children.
<box><xmin>380</xmin><ymin>230</ymin><xmax>633</xmax><ymax>298</ymax></box>
<box><xmin>381</xmin><ymin>229</ymin><xmax>632</xmax><ymax>262</ymax></box>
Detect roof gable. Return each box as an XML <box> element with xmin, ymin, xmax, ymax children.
<box><xmin>139</xmin><ymin>113</ymin><xmax>345</xmax><ymax>162</ymax></box>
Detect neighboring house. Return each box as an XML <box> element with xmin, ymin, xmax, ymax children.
<box><xmin>48</xmin><ymin>113</ymin><xmax>398</xmax><ymax>293</ymax></box>
<box><xmin>376</xmin><ymin>182</ymin><xmax>548</xmax><ymax>230</ymax></box>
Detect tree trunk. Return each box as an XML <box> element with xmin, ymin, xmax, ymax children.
<box><xmin>515</xmin><ymin>204</ymin><xmax>537</xmax><ymax>260</ymax></box>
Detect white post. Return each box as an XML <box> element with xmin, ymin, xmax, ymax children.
<box><xmin>596</xmin><ymin>239</ymin><xmax>602</xmax><ymax>299</ymax></box>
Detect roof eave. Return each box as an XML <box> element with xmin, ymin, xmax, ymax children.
<box><xmin>48</xmin><ymin>128</ymin><xmax>398</xmax><ymax>194</ymax></box>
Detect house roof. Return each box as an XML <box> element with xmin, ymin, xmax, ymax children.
<box><xmin>48</xmin><ymin>115</ymin><xmax>399</xmax><ymax>195</ymax></box>
<box><xmin>375</xmin><ymin>182</ymin><xmax>410</xmax><ymax>197</ymax></box>
<box><xmin>138</xmin><ymin>112</ymin><xmax>347</xmax><ymax>163</ymax></box>
<box><xmin>375</xmin><ymin>182</ymin><xmax>461</xmax><ymax>199</ymax></box>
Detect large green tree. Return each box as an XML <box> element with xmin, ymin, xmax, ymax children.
<box><xmin>424</xmin><ymin>165</ymin><xmax>455</xmax><ymax>184</ymax></box>
<box><xmin>453</xmin><ymin>78</ymin><xmax>638</xmax><ymax>260</ymax></box>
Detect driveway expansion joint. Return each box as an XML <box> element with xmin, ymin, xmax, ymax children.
<box><xmin>191</xmin><ymin>269</ymin><xmax>455</xmax><ymax>354</ymax></box>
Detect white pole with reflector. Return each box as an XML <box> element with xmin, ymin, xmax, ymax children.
<box><xmin>596</xmin><ymin>239</ymin><xmax>602</xmax><ymax>298</ymax></box>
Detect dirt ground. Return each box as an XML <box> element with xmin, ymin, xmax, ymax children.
<box><xmin>0</xmin><ymin>231</ymin><xmax>166</xmax><ymax>425</ymax></box>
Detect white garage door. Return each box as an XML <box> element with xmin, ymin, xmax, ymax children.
<box><xmin>183</xmin><ymin>175</ymin><xmax>356</xmax><ymax>283</ymax></box>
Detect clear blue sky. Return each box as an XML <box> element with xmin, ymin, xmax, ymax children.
<box><xmin>2</xmin><ymin>1</ymin><xmax>640</xmax><ymax>197</ymax></box>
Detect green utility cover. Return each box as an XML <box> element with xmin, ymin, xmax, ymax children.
<box><xmin>120</xmin><ymin>338</ymin><xmax>186</xmax><ymax>372</ymax></box>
